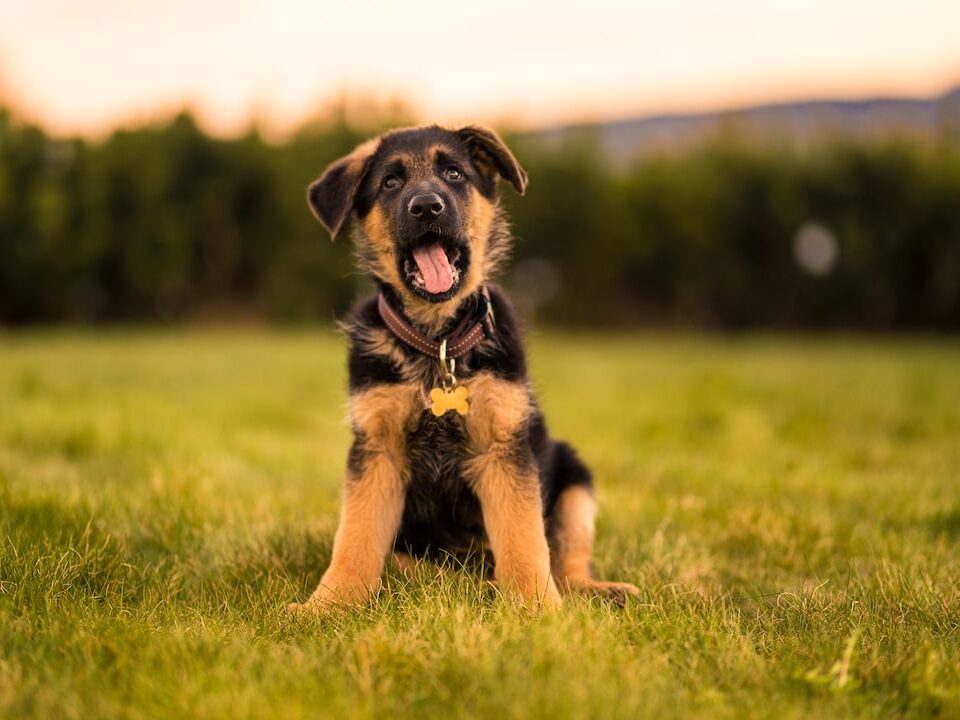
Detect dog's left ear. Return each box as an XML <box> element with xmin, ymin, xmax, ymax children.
<box><xmin>307</xmin><ymin>139</ymin><xmax>379</xmax><ymax>240</ymax></box>
<box><xmin>456</xmin><ymin>126</ymin><xmax>528</xmax><ymax>195</ymax></box>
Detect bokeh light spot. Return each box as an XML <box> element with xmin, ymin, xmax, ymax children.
<box><xmin>793</xmin><ymin>222</ymin><xmax>839</xmax><ymax>276</ymax></box>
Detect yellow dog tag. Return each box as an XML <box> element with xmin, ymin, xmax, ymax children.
<box><xmin>430</xmin><ymin>386</ymin><xmax>469</xmax><ymax>416</ymax></box>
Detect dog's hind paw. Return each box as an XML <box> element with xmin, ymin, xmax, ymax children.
<box><xmin>563</xmin><ymin>579</ymin><xmax>642</xmax><ymax>607</ymax></box>
<box><xmin>285</xmin><ymin>600</ymin><xmax>323</xmax><ymax>615</ymax></box>
<box><xmin>285</xmin><ymin>597</ymin><xmax>343</xmax><ymax>616</ymax></box>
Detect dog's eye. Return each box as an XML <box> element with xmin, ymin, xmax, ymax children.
<box><xmin>443</xmin><ymin>166</ymin><xmax>464</xmax><ymax>182</ymax></box>
<box><xmin>382</xmin><ymin>174</ymin><xmax>401</xmax><ymax>190</ymax></box>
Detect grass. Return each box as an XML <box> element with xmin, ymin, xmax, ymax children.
<box><xmin>1</xmin><ymin>329</ymin><xmax>959</xmax><ymax>719</ymax></box>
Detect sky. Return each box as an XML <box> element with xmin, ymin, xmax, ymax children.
<box><xmin>1</xmin><ymin>0</ymin><xmax>959</xmax><ymax>138</ymax></box>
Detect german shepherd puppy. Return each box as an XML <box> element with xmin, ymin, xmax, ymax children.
<box><xmin>289</xmin><ymin>125</ymin><xmax>638</xmax><ymax>612</ymax></box>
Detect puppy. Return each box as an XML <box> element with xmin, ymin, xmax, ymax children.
<box><xmin>289</xmin><ymin>125</ymin><xmax>638</xmax><ymax>612</ymax></box>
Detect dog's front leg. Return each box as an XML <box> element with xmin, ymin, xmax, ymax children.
<box><xmin>464</xmin><ymin>374</ymin><xmax>560</xmax><ymax>609</ymax></box>
<box><xmin>291</xmin><ymin>385</ymin><xmax>413</xmax><ymax>613</ymax></box>
<box><xmin>467</xmin><ymin>455</ymin><xmax>560</xmax><ymax>609</ymax></box>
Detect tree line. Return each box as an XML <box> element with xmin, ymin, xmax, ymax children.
<box><xmin>1</xmin><ymin>107</ymin><xmax>958</xmax><ymax>329</ymax></box>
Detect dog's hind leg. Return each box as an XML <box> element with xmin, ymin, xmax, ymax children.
<box><xmin>546</xmin><ymin>443</ymin><xmax>641</xmax><ymax>606</ymax></box>
<box><xmin>390</xmin><ymin>551</ymin><xmax>417</xmax><ymax>574</ymax></box>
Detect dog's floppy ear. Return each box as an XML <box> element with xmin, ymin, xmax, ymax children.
<box><xmin>307</xmin><ymin>139</ymin><xmax>378</xmax><ymax>240</ymax></box>
<box><xmin>456</xmin><ymin>126</ymin><xmax>528</xmax><ymax>196</ymax></box>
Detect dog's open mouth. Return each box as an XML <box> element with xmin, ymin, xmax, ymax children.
<box><xmin>402</xmin><ymin>232</ymin><xmax>466</xmax><ymax>301</ymax></box>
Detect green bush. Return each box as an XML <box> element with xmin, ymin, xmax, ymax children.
<box><xmin>1</xmin><ymin>107</ymin><xmax>958</xmax><ymax>328</ymax></box>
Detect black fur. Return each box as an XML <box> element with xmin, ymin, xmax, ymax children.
<box><xmin>456</xmin><ymin>126</ymin><xmax>528</xmax><ymax>197</ymax></box>
<box><xmin>307</xmin><ymin>149</ymin><xmax>374</xmax><ymax>239</ymax></box>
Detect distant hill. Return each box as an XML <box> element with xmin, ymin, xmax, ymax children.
<box><xmin>524</xmin><ymin>85</ymin><xmax>960</xmax><ymax>162</ymax></box>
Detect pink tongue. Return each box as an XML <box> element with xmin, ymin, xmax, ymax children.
<box><xmin>413</xmin><ymin>244</ymin><xmax>454</xmax><ymax>294</ymax></box>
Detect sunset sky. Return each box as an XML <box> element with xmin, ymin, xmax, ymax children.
<box><xmin>1</xmin><ymin>0</ymin><xmax>958</xmax><ymax>138</ymax></box>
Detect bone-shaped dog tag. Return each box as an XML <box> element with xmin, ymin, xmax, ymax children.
<box><xmin>430</xmin><ymin>386</ymin><xmax>469</xmax><ymax>417</ymax></box>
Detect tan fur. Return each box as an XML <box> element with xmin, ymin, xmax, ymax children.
<box><xmin>401</xmin><ymin>293</ymin><xmax>464</xmax><ymax>335</ymax></box>
<box><xmin>548</xmin><ymin>485</ymin><xmax>596</xmax><ymax>582</ymax></box>
<box><xmin>460</xmin><ymin>188</ymin><xmax>497</xmax><ymax>298</ymax></box>
<box><xmin>349</xmin><ymin>383</ymin><xmax>421</xmax><ymax>451</ymax></box>
<box><xmin>390</xmin><ymin>551</ymin><xmax>416</xmax><ymax>574</ymax></box>
<box><xmin>463</xmin><ymin>373</ymin><xmax>560</xmax><ymax>608</ymax></box>
<box><xmin>548</xmin><ymin>485</ymin><xmax>641</xmax><ymax>603</ymax></box>
<box><xmin>464</xmin><ymin>373</ymin><xmax>530</xmax><ymax>450</ymax></box>
<box><xmin>358</xmin><ymin>205</ymin><xmax>406</xmax><ymax>291</ymax></box>
<box><xmin>466</xmin><ymin>454</ymin><xmax>560</xmax><ymax>608</ymax></box>
<box><xmin>289</xmin><ymin>384</ymin><xmax>420</xmax><ymax>612</ymax></box>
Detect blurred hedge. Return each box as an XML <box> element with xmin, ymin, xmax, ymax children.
<box><xmin>1</xmin><ymin>107</ymin><xmax>958</xmax><ymax>329</ymax></box>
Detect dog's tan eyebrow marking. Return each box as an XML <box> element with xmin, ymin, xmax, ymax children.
<box><xmin>379</xmin><ymin>155</ymin><xmax>408</xmax><ymax>173</ymax></box>
<box><xmin>433</xmin><ymin>148</ymin><xmax>463</xmax><ymax>166</ymax></box>
<box><xmin>416</xmin><ymin>144</ymin><xmax>457</xmax><ymax>172</ymax></box>
<box><xmin>384</xmin><ymin>150</ymin><xmax>435</xmax><ymax>176</ymax></box>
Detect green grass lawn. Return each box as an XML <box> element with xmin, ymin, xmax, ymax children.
<box><xmin>1</xmin><ymin>330</ymin><xmax>959</xmax><ymax>719</ymax></box>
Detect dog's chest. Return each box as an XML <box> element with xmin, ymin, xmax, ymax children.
<box><xmin>398</xmin><ymin>407</ymin><xmax>486</xmax><ymax>549</ymax></box>
<box><xmin>405</xmin><ymin>408</ymin><xmax>469</xmax><ymax>488</ymax></box>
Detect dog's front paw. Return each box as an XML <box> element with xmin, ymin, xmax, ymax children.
<box><xmin>492</xmin><ymin>568</ymin><xmax>563</xmax><ymax>612</ymax></box>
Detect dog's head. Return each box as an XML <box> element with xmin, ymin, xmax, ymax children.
<box><xmin>307</xmin><ymin>125</ymin><xmax>526</xmax><ymax>311</ymax></box>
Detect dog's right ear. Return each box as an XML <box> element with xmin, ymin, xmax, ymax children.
<box><xmin>456</xmin><ymin>125</ymin><xmax>528</xmax><ymax>196</ymax></box>
<box><xmin>307</xmin><ymin>139</ymin><xmax>378</xmax><ymax>240</ymax></box>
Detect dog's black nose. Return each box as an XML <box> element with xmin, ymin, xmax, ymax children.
<box><xmin>407</xmin><ymin>193</ymin><xmax>445</xmax><ymax>218</ymax></box>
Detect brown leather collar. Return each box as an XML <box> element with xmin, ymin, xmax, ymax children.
<box><xmin>377</xmin><ymin>288</ymin><xmax>494</xmax><ymax>359</ymax></box>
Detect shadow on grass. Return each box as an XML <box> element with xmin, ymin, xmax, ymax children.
<box><xmin>926</xmin><ymin>507</ymin><xmax>960</xmax><ymax>539</ymax></box>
